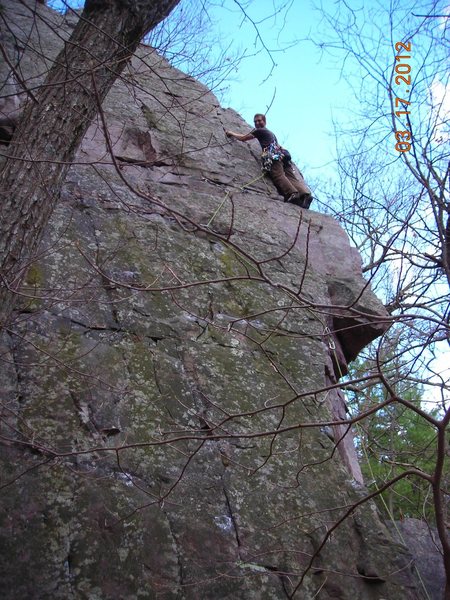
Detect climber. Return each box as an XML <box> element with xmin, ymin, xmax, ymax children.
<box><xmin>225</xmin><ymin>114</ymin><xmax>313</xmax><ymax>209</ymax></box>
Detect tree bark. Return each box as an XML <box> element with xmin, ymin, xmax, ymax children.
<box><xmin>445</xmin><ymin>213</ymin><xmax>450</xmax><ymax>290</ymax></box>
<box><xmin>0</xmin><ymin>0</ymin><xmax>180</xmax><ymax>328</ymax></box>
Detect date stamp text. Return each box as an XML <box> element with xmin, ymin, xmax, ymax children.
<box><xmin>393</xmin><ymin>41</ymin><xmax>412</xmax><ymax>153</ymax></box>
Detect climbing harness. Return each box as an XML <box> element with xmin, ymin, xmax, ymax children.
<box><xmin>261</xmin><ymin>141</ymin><xmax>282</xmax><ymax>171</ymax></box>
<box><xmin>260</xmin><ymin>141</ymin><xmax>291</xmax><ymax>172</ymax></box>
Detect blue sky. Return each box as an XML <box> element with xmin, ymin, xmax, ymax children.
<box><xmin>200</xmin><ymin>0</ymin><xmax>449</xmax><ymax>189</ymax></box>
<box><xmin>204</xmin><ymin>1</ymin><xmax>350</xmax><ymax>178</ymax></box>
<box><xmin>150</xmin><ymin>0</ymin><xmax>449</xmax><ymax>192</ymax></box>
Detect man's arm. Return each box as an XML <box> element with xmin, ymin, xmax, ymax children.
<box><xmin>225</xmin><ymin>129</ymin><xmax>254</xmax><ymax>142</ymax></box>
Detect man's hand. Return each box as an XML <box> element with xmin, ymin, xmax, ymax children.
<box><xmin>225</xmin><ymin>130</ymin><xmax>254</xmax><ymax>142</ymax></box>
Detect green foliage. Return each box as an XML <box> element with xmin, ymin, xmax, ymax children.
<box><xmin>347</xmin><ymin>354</ymin><xmax>439</xmax><ymax>522</ymax></box>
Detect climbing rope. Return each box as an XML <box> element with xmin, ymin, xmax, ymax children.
<box><xmin>205</xmin><ymin>171</ymin><xmax>267</xmax><ymax>228</ymax></box>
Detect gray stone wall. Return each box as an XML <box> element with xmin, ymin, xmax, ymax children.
<box><xmin>0</xmin><ymin>2</ymin><xmax>424</xmax><ymax>598</ymax></box>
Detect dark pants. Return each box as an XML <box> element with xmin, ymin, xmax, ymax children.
<box><xmin>270</xmin><ymin>160</ymin><xmax>311</xmax><ymax>200</ymax></box>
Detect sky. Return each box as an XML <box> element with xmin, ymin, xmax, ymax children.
<box><xmin>148</xmin><ymin>0</ymin><xmax>450</xmax><ymax>193</ymax></box>
<box><xmin>160</xmin><ymin>0</ymin><xmax>356</xmax><ymax>183</ymax></box>
<box><xmin>203</xmin><ymin>0</ymin><xmax>351</xmax><ymax>179</ymax></box>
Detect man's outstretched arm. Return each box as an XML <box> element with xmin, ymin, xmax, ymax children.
<box><xmin>225</xmin><ymin>130</ymin><xmax>254</xmax><ymax>142</ymax></box>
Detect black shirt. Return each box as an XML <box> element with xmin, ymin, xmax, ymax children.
<box><xmin>251</xmin><ymin>127</ymin><xmax>278</xmax><ymax>150</ymax></box>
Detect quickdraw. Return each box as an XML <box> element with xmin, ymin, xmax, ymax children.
<box><xmin>261</xmin><ymin>142</ymin><xmax>290</xmax><ymax>172</ymax></box>
<box><xmin>261</xmin><ymin>141</ymin><xmax>283</xmax><ymax>171</ymax></box>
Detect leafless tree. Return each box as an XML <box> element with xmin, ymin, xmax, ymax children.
<box><xmin>312</xmin><ymin>0</ymin><xmax>449</xmax><ymax>592</ymax></box>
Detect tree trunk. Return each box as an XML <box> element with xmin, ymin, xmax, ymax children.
<box><xmin>0</xmin><ymin>0</ymin><xmax>180</xmax><ymax>328</ymax></box>
<box><xmin>445</xmin><ymin>213</ymin><xmax>450</xmax><ymax>290</ymax></box>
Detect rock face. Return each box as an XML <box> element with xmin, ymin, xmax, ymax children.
<box><xmin>388</xmin><ymin>519</ymin><xmax>446</xmax><ymax>600</ymax></box>
<box><xmin>0</xmin><ymin>2</ymin><xmax>424</xmax><ymax>599</ymax></box>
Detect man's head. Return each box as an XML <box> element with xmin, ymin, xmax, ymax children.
<box><xmin>253</xmin><ymin>114</ymin><xmax>266</xmax><ymax>128</ymax></box>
